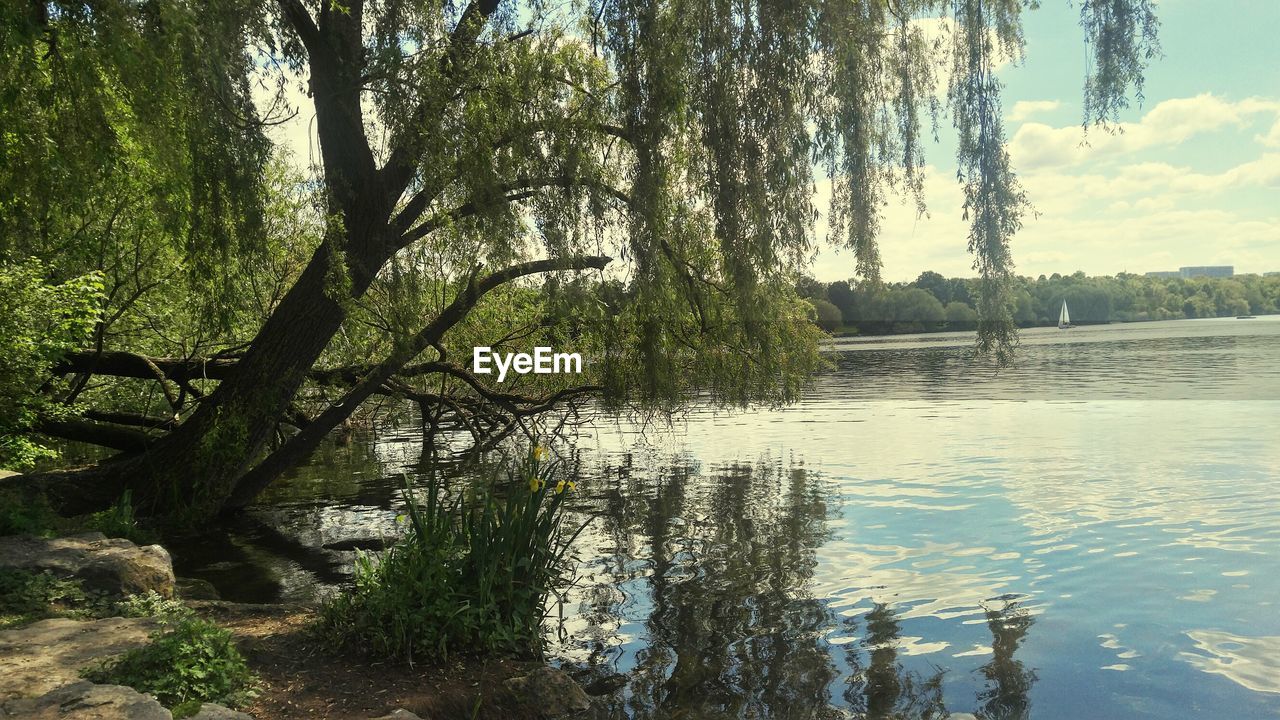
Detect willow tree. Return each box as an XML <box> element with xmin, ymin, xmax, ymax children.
<box><xmin>4</xmin><ymin>0</ymin><xmax>1157</xmax><ymax>519</ymax></box>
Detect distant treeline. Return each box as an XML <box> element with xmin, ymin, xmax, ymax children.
<box><xmin>801</xmin><ymin>271</ymin><xmax>1280</xmax><ymax>335</ymax></box>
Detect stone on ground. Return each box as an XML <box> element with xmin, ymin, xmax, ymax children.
<box><xmin>0</xmin><ymin>534</ymin><xmax>174</xmax><ymax>598</ymax></box>
<box><xmin>0</xmin><ymin>617</ymin><xmax>159</xmax><ymax>702</ymax></box>
<box><xmin>0</xmin><ymin>680</ymin><xmax>170</xmax><ymax>719</ymax></box>
<box><xmin>187</xmin><ymin>704</ymin><xmax>253</xmax><ymax>720</ymax></box>
<box><xmin>502</xmin><ymin>667</ymin><xmax>591</xmax><ymax>717</ymax></box>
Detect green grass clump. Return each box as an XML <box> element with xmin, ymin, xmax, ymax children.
<box><xmin>320</xmin><ymin>445</ymin><xmax>588</xmax><ymax>662</ymax></box>
<box><xmin>84</xmin><ymin>614</ymin><xmax>257</xmax><ymax>712</ymax></box>
<box><xmin>0</xmin><ymin>488</ymin><xmax>156</xmax><ymax>543</ymax></box>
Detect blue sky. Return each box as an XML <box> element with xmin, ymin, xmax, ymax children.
<box><xmin>811</xmin><ymin>0</ymin><xmax>1280</xmax><ymax>282</ymax></box>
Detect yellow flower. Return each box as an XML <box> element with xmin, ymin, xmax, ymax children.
<box><xmin>529</xmin><ymin>477</ymin><xmax>545</xmax><ymax>492</ymax></box>
<box><xmin>555</xmin><ymin>480</ymin><xmax>577</xmax><ymax>494</ymax></box>
<box><xmin>532</xmin><ymin>446</ymin><xmax>549</xmax><ymax>461</ymax></box>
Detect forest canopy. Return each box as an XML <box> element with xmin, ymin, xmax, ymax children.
<box><xmin>0</xmin><ymin>0</ymin><xmax>1159</xmax><ymax>519</ymax></box>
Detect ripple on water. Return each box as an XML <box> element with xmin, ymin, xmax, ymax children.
<box><xmin>1181</xmin><ymin>630</ymin><xmax>1280</xmax><ymax>694</ymax></box>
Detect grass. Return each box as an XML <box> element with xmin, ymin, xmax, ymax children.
<box><xmin>83</xmin><ymin>489</ymin><xmax>158</xmax><ymax>545</ymax></box>
<box><xmin>0</xmin><ymin>488</ymin><xmax>60</xmax><ymax>536</ymax></box>
<box><xmin>319</xmin><ymin>445</ymin><xmax>588</xmax><ymax>663</ymax></box>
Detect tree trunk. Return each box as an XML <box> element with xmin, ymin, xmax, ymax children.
<box><xmin>115</xmin><ymin>229</ymin><xmax>388</xmax><ymax>518</ymax></box>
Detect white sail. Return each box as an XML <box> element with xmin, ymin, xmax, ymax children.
<box><xmin>1059</xmin><ymin>300</ymin><xmax>1070</xmax><ymax>327</ymax></box>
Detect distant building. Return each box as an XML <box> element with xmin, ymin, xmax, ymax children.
<box><xmin>1179</xmin><ymin>266</ymin><xmax>1233</xmax><ymax>278</ymax></box>
<box><xmin>1145</xmin><ymin>271</ymin><xmax>1180</xmax><ymax>279</ymax></box>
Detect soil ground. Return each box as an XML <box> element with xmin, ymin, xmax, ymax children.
<box><xmin>191</xmin><ymin>602</ymin><xmax>548</xmax><ymax>720</ymax></box>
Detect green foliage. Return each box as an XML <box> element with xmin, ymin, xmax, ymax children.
<box><xmin>84</xmin><ymin>615</ymin><xmax>257</xmax><ymax>711</ymax></box>
<box><xmin>0</xmin><ymin>489</ymin><xmax>60</xmax><ymax>537</ymax></box>
<box><xmin>0</xmin><ymin>568</ymin><xmax>88</xmax><ymax>629</ymax></box>
<box><xmin>810</xmin><ymin>299</ymin><xmax>843</xmax><ymax>332</ymax></box>
<box><xmin>0</xmin><ymin>569</ymin><xmax>188</xmax><ymax>629</ymax></box>
<box><xmin>945</xmin><ymin>301</ymin><xmax>979</xmax><ymax>325</ymax></box>
<box><xmin>320</xmin><ymin>446</ymin><xmax>587</xmax><ymax>662</ymax></box>
<box><xmin>85</xmin><ymin>490</ymin><xmax>158</xmax><ymax>545</ymax></box>
<box><xmin>113</xmin><ymin>590</ymin><xmax>191</xmax><ymax>621</ymax></box>
<box><xmin>808</xmin><ymin>271</ymin><xmax>1280</xmax><ymax>334</ymax></box>
<box><xmin>0</xmin><ymin>259</ymin><xmax>103</xmax><ymax>469</ymax></box>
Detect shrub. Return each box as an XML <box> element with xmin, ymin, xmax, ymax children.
<box><xmin>0</xmin><ymin>259</ymin><xmax>103</xmax><ymax>470</ymax></box>
<box><xmin>84</xmin><ymin>615</ymin><xmax>257</xmax><ymax>711</ymax></box>
<box><xmin>113</xmin><ymin>590</ymin><xmax>190</xmax><ymax>620</ymax></box>
<box><xmin>320</xmin><ymin>445</ymin><xmax>587</xmax><ymax>662</ymax></box>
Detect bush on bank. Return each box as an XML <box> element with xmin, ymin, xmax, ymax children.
<box><xmin>320</xmin><ymin>446</ymin><xmax>587</xmax><ymax>662</ymax></box>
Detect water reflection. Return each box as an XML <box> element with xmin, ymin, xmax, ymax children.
<box><xmin>841</xmin><ymin>604</ymin><xmax>948</xmax><ymax>720</ymax></box>
<box><xmin>572</xmin><ymin>460</ymin><xmax>838</xmax><ymax>719</ymax></box>
<box><xmin>562</xmin><ymin>458</ymin><xmax>1044</xmax><ymax>720</ymax></box>
<box><xmin>974</xmin><ymin>601</ymin><xmax>1037</xmax><ymax>720</ymax></box>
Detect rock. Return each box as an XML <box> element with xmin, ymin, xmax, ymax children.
<box><xmin>502</xmin><ymin>667</ymin><xmax>591</xmax><ymax>717</ymax></box>
<box><xmin>186</xmin><ymin>704</ymin><xmax>253</xmax><ymax>720</ymax></box>
<box><xmin>174</xmin><ymin>578</ymin><xmax>220</xmax><ymax>602</ymax></box>
<box><xmin>0</xmin><ymin>617</ymin><xmax>159</xmax><ymax>702</ymax></box>
<box><xmin>369</xmin><ymin>711</ymin><xmax>422</xmax><ymax>720</ymax></box>
<box><xmin>581</xmin><ymin>673</ymin><xmax>627</xmax><ymax>697</ymax></box>
<box><xmin>0</xmin><ymin>534</ymin><xmax>174</xmax><ymax>599</ymax></box>
<box><xmin>321</xmin><ymin>538</ymin><xmax>391</xmax><ymax>552</ymax></box>
<box><xmin>0</xmin><ymin>680</ymin><xmax>170</xmax><ymax>719</ymax></box>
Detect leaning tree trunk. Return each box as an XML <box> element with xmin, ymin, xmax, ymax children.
<box><xmin>116</xmin><ymin>250</ymin><xmax>348</xmax><ymax>516</ymax></box>
<box><xmin>111</xmin><ymin>0</ymin><xmax>400</xmax><ymax>519</ymax></box>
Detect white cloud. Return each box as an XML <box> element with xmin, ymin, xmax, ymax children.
<box><xmin>1008</xmin><ymin>100</ymin><xmax>1061</xmax><ymax>123</ymax></box>
<box><xmin>1257</xmin><ymin>118</ymin><xmax>1280</xmax><ymax>148</ymax></box>
<box><xmin>1009</xmin><ymin>94</ymin><xmax>1280</xmax><ymax>170</ymax></box>
<box><xmin>810</xmin><ymin>146</ymin><xmax>1280</xmax><ymax>282</ymax></box>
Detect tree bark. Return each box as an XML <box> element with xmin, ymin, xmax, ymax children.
<box><xmin>35</xmin><ymin>415</ymin><xmax>154</xmax><ymax>453</ymax></box>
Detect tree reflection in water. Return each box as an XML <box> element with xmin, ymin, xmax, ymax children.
<box><xmin>569</xmin><ymin>457</ymin><xmax>1038</xmax><ymax>720</ymax></box>
<box><xmin>975</xmin><ymin>600</ymin><xmax>1038</xmax><ymax>720</ymax></box>
<box><xmin>842</xmin><ymin>603</ymin><xmax>947</xmax><ymax>720</ymax></box>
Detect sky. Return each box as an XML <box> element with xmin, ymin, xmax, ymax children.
<box><xmin>810</xmin><ymin>0</ymin><xmax>1280</xmax><ymax>282</ymax></box>
<box><xmin>261</xmin><ymin>1</ymin><xmax>1280</xmax><ymax>284</ymax></box>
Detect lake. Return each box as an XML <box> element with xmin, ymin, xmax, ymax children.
<box><xmin>172</xmin><ymin>316</ymin><xmax>1280</xmax><ymax>719</ymax></box>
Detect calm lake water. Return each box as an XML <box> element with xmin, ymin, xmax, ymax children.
<box><xmin>173</xmin><ymin>317</ymin><xmax>1280</xmax><ymax>719</ymax></box>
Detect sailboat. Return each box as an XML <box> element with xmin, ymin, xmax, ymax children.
<box><xmin>1058</xmin><ymin>299</ymin><xmax>1073</xmax><ymax>329</ymax></box>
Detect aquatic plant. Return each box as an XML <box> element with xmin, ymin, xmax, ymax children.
<box><xmin>320</xmin><ymin>445</ymin><xmax>588</xmax><ymax>662</ymax></box>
